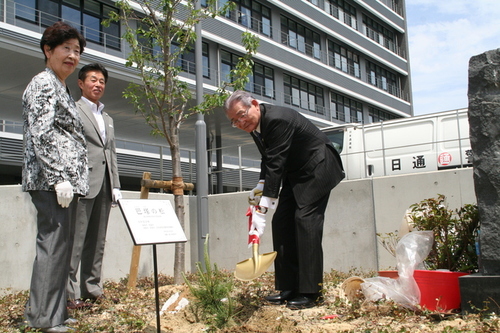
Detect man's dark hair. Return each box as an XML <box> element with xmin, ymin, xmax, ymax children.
<box><xmin>78</xmin><ymin>63</ymin><xmax>108</xmax><ymax>83</ymax></box>
<box><xmin>40</xmin><ymin>21</ymin><xmax>86</xmax><ymax>62</ymax></box>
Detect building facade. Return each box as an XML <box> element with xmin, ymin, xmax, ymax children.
<box><xmin>0</xmin><ymin>0</ymin><xmax>412</xmax><ymax>192</ymax></box>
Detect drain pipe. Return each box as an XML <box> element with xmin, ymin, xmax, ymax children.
<box><xmin>195</xmin><ymin>0</ymin><xmax>209</xmax><ymax>266</ymax></box>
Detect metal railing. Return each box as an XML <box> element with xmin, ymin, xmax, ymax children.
<box><xmin>0</xmin><ymin>121</ymin><xmax>260</xmax><ymax>192</ymax></box>
<box><xmin>362</xmin><ymin>25</ymin><xmax>399</xmax><ymax>55</ymax></box>
<box><xmin>2</xmin><ymin>2</ymin><xmax>408</xmax><ymax>130</ymax></box>
<box><xmin>305</xmin><ymin>0</ymin><xmax>402</xmax><ymax>57</ymax></box>
<box><xmin>223</xmin><ymin>8</ymin><xmax>272</xmax><ymax>37</ymax></box>
<box><xmin>378</xmin><ymin>0</ymin><xmax>404</xmax><ymax>16</ymax></box>
<box><xmin>5</xmin><ymin>1</ymin><xmax>121</xmax><ymax>54</ymax></box>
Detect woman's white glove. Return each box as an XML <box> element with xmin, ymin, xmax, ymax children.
<box><xmin>54</xmin><ymin>181</ymin><xmax>74</xmax><ymax>208</ymax></box>
<box><xmin>112</xmin><ymin>188</ymin><xmax>122</xmax><ymax>203</ymax></box>
<box><xmin>249</xmin><ymin>205</ymin><xmax>266</xmax><ymax>238</ymax></box>
<box><xmin>248</xmin><ymin>180</ymin><xmax>265</xmax><ymax>206</ymax></box>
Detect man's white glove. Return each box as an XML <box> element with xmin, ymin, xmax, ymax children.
<box><xmin>112</xmin><ymin>188</ymin><xmax>122</xmax><ymax>203</ymax></box>
<box><xmin>249</xmin><ymin>205</ymin><xmax>266</xmax><ymax>238</ymax></box>
<box><xmin>54</xmin><ymin>181</ymin><xmax>74</xmax><ymax>208</ymax></box>
<box><xmin>248</xmin><ymin>180</ymin><xmax>265</xmax><ymax>206</ymax></box>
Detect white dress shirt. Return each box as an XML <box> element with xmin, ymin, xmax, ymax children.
<box><xmin>82</xmin><ymin>96</ymin><xmax>106</xmax><ymax>142</ymax></box>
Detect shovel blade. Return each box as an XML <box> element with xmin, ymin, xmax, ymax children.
<box><xmin>234</xmin><ymin>252</ymin><xmax>277</xmax><ymax>281</ymax></box>
<box><xmin>234</xmin><ymin>248</ymin><xmax>277</xmax><ymax>281</ymax></box>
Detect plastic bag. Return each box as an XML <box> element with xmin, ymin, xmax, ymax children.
<box><xmin>361</xmin><ymin>230</ymin><xmax>434</xmax><ymax>309</ymax></box>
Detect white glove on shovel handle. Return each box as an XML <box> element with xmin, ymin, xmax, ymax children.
<box><xmin>249</xmin><ymin>205</ymin><xmax>266</xmax><ymax>238</ymax></box>
<box><xmin>248</xmin><ymin>180</ymin><xmax>264</xmax><ymax>206</ymax></box>
<box><xmin>54</xmin><ymin>181</ymin><xmax>74</xmax><ymax>208</ymax></box>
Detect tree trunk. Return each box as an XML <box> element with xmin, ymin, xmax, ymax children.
<box><xmin>173</xmin><ymin>193</ymin><xmax>185</xmax><ymax>284</ymax></box>
<box><xmin>171</xmin><ymin>133</ymin><xmax>185</xmax><ymax>284</ymax></box>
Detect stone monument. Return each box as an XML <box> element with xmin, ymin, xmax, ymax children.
<box><xmin>460</xmin><ymin>48</ymin><xmax>500</xmax><ymax>313</ymax></box>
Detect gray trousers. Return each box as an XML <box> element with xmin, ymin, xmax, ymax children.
<box><xmin>67</xmin><ymin>173</ymin><xmax>111</xmax><ymax>300</ymax></box>
<box><xmin>25</xmin><ymin>191</ymin><xmax>78</xmax><ymax>328</ymax></box>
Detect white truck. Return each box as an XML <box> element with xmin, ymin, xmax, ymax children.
<box><xmin>322</xmin><ymin>108</ymin><xmax>472</xmax><ymax>180</ymax></box>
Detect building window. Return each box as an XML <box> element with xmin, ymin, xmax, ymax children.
<box><xmin>15</xmin><ymin>0</ymin><xmax>121</xmax><ymax>50</ymax></box>
<box><xmin>328</xmin><ymin>41</ymin><xmax>360</xmax><ymax>78</ymax></box>
<box><xmin>284</xmin><ymin>74</ymin><xmax>324</xmax><ymax>115</ymax></box>
<box><xmin>221</xmin><ymin>50</ymin><xmax>274</xmax><ymax>98</ymax></box>
<box><xmin>223</xmin><ymin>0</ymin><xmax>272</xmax><ymax>37</ymax></box>
<box><xmin>171</xmin><ymin>42</ymin><xmax>210</xmax><ymax>78</ymax></box>
<box><xmin>330</xmin><ymin>92</ymin><xmax>362</xmax><ymax>123</ymax></box>
<box><xmin>0</xmin><ymin>120</ymin><xmax>23</xmax><ymax>134</ymax></box>
<box><xmin>366</xmin><ymin>62</ymin><xmax>400</xmax><ymax>97</ymax></box>
<box><xmin>323</xmin><ymin>0</ymin><xmax>357</xmax><ymax>29</ymax></box>
<box><xmin>252</xmin><ymin>63</ymin><xmax>275</xmax><ymax>98</ymax></box>
<box><xmin>306</xmin><ymin>0</ymin><xmax>357</xmax><ymax>29</ymax></box>
<box><xmin>368</xmin><ymin>107</ymin><xmax>399</xmax><ymax>123</ymax></box>
<box><xmin>363</xmin><ymin>14</ymin><xmax>397</xmax><ymax>54</ymax></box>
<box><xmin>379</xmin><ymin>0</ymin><xmax>403</xmax><ymax>16</ymax></box>
<box><xmin>137</xmin><ymin>27</ymin><xmax>210</xmax><ymax>78</ymax></box>
<box><xmin>16</xmin><ymin>0</ymin><xmax>37</xmax><ymax>22</ymax></box>
<box><xmin>280</xmin><ymin>16</ymin><xmax>321</xmax><ymax>60</ymax></box>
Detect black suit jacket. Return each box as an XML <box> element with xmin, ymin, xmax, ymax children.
<box><xmin>251</xmin><ymin>104</ymin><xmax>344</xmax><ymax>208</ymax></box>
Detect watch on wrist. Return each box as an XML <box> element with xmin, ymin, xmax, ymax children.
<box><xmin>256</xmin><ymin>206</ymin><xmax>268</xmax><ymax>214</ymax></box>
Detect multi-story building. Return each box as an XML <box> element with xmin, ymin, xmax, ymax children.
<box><xmin>0</xmin><ymin>0</ymin><xmax>412</xmax><ymax>192</ymax></box>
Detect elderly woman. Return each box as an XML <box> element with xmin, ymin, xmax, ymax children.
<box><xmin>22</xmin><ymin>21</ymin><xmax>89</xmax><ymax>333</ymax></box>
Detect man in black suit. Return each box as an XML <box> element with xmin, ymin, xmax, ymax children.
<box><xmin>224</xmin><ymin>90</ymin><xmax>344</xmax><ymax>309</ymax></box>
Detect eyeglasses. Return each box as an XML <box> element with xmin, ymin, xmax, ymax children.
<box><xmin>230</xmin><ymin>106</ymin><xmax>250</xmax><ymax>128</ymax></box>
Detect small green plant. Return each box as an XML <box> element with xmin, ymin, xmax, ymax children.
<box><xmin>117</xmin><ymin>310</ymin><xmax>146</xmax><ymax>330</ymax></box>
<box><xmin>184</xmin><ymin>234</ymin><xmax>236</xmax><ymax>330</ymax></box>
<box><xmin>408</xmin><ymin>194</ymin><xmax>480</xmax><ymax>272</ymax></box>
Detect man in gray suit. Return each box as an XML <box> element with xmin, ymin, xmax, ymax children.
<box><xmin>67</xmin><ymin>63</ymin><xmax>121</xmax><ymax>309</ymax></box>
<box><xmin>225</xmin><ymin>91</ymin><xmax>344</xmax><ymax>310</ymax></box>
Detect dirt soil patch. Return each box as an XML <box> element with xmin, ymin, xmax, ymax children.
<box><xmin>1</xmin><ymin>271</ymin><xmax>498</xmax><ymax>332</ymax></box>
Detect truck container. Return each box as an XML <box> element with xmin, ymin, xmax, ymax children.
<box><xmin>322</xmin><ymin>108</ymin><xmax>472</xmax><ymax>180</ymax></box>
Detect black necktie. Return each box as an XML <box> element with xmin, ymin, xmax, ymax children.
<box><xmin>254</xmin><ymin>131</ymin><xmax>265</xmax><ymax>154</ymax></box>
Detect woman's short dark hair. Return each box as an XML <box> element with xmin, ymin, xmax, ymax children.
<box><xmin>78</xmin><ymin>63</ymin><xmax>109</xmax><ymax>83</ymax></box>
<box><xmin>40</xmin><ymin>21</ymin><xmax>86</xmax><ymax>62</ymax></box>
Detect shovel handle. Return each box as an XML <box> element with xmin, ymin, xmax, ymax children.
<box><xmin>247</xmin><ymin>206</ymin><xmax>260</xmax><ymax>245</ymax></box>
<box><xmin>252</xmin><ymin>242</ymin><xmax>261</xmax><ymax>275</ymax></box>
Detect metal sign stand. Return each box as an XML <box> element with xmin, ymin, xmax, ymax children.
<box><xmin>118</xmin><ymin>198</ymin><xmax>187</xmax><ymax>333</ymax></box>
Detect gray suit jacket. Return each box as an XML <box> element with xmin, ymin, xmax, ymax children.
<box><xmin>77</xmin><ymin>99</ymin><xmax>120</xmax><ymax>199</ymax></box>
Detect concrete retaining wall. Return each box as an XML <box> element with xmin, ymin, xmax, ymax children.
<box><xmin>0</xmin><ymin>168</ymin><xmax>475</xmax><ymax>293</ymax></box>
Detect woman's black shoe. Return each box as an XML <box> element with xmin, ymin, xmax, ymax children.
<box><xmin>264</xmin><ymin>290</ymin><xmax>296</xmax><ymax>305</ymax></box>
<box><xmin>286</xmin><ymin>294</ymin><xmax>323</xmax><ymax>310</ymax></box>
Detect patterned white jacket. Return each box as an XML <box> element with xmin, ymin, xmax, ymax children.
<box><xmin>22</xmin><ymin>68</ymin><xmax>89</xmax><ymax>196</ymax></box>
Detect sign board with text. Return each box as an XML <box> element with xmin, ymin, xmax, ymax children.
<box><xmin>118</xmin><ymin>199</ymin><xmax>187</xmax><ymax>245</ymax></box>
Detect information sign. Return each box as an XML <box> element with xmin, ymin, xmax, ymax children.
<box><xmin>118</xmin><ymin>199</ymin><xmax>187</xmax><ymax>245</ymax></box>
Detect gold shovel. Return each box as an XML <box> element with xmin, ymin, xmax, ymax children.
<box><xmin>234</xmin><ymin>207</ymin><xmax>277</xmax><ymax>281</ymax></box>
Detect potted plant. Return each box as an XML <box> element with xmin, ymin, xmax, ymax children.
<box><xmin>408</xmin><ymin>194</ymin><xmax>479</xmax><ymax>272</ymax></box>
<box><xmin>375</xmin><ymin>194</ymin><xmax>480</xmax><ymax>311</ymax></box>
<box><xmin>407</xmin><ymin>194</ymin><xmax>480</xmax><ymax>312</ymax></box>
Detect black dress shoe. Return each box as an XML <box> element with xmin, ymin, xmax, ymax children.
<box><xmin>264</xmin><ymin>290</ymin><xmax>296</xmax><ymax>305</ymax></box>
<box><xmin>287</xmin><ymin>294</ymin><xmax>323</xmax><ymax>310</ymax></box>
<box><xmin>67</xmin><ymin>299</ymin><xmax>93</xmax><ymax>310</ymax></box>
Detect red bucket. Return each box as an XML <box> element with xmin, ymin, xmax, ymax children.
<box><xmin>414</xmin><ymin>270</ymin><xmax>469</xmax><ymax>312</ymax></box>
